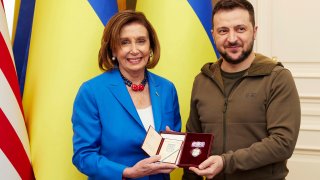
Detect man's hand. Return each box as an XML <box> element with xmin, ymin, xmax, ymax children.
<box><xmin>189</xmin><ymin>155</ymin><xmax>224</xmax><ymax>179</ymax></box>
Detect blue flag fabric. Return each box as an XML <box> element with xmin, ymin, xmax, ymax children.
<box><xmin>88</xmin><ymin>0</ymin><xmax>118</xmax><ymax>26</ymax></box>
<box><xmin>187</xmin><ymin>0</ymin><xmax>220</xmax><ymax>58</ymax></box>
<box><xmin>12</xmin><ymin>0</ymin><xmax>36</xmax><ymax>95</ymax></box>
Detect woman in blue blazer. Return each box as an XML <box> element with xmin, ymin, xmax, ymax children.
<box><xmin>72</xmin><ymin>11</ymin><xmax>181</xmax><ymax>180</ymax></box>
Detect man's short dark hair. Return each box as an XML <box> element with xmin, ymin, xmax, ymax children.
<box><xmin>212</xmin><ymin>0</ymin><xmax>255</xmax><ymax>28</ymax></box>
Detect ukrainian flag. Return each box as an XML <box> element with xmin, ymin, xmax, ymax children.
<box><xmin>22</xmin><ymin>0</ymin><xmax>117</xmax><ymax>179</ymax></box>
<box><xmin>136</xmin><ymin>0</ymin><xmax>218</xmax><ymax>177</ymax></box>
<box><xmin>136</xmin><ymin>0</ymin><xmax>217</xmax><ymax>129</ymax></box>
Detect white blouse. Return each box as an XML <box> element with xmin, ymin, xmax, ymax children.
<box><xmin>137</xmin><ymin>106</ymin><xmax>155</xmax><ymax>131</ymax></box>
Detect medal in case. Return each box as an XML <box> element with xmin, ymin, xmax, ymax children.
<box><xmin>191</xmin><ymin>148</ymin><xmax>201</xmax><ymax>157</ymax></box>
<box><xmin>190</xmin><ymin>141</ymin><xmax>205</xmax><ymax>157</ymax></box>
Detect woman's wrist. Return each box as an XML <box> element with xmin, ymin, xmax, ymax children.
<box><xmin>123</xmin><ymin>167</ymin><xmax>134</xmax><ymax>178</ymax></box>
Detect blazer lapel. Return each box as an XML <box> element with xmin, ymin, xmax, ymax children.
<box><xmin>107</xmin><ymin>70</ymin><xmax>143</xmax><ymax>128</ymax></box>
<box><xmin>148</xmin><ymin>73</ymin><xmax>162</xmax><ymax>132</ymax></box>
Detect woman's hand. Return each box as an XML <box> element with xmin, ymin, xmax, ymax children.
<box><xmin>122</xmin><ymin>155</ymin><xmax>178</xmax><ymax>178</ymax></box>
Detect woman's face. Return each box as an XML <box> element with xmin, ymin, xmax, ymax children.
<box><xmin>114</xmin><ymin>22</ymin><xmax>151</xmax><ymax>77</ymax></box>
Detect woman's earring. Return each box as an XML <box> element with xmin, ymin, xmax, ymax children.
<box><xmin>149</xmin><ymin>51</ymin><xmax>153</xmax><ymax>58</ymax></box>
<box><xmin>112</xmin><ymin>57</ymin><xmax>116</xmax><ymax>61</ymax></box>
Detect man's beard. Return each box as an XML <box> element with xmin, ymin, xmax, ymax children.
<box><xmin>219</xmin><ymin>39</ymin><xmax>254</xmax><ymax>65</ymax></box>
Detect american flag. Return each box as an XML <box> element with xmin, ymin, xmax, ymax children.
<box><xmin>0</xmin><ymin>2</ymin><xmax>34</xmax><ymax>179</ymax></box>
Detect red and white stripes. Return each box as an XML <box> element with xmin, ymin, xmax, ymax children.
<box><xmin>0</xmin><ymin>2</ymin><xmax>34</xmax><ymax>179</ymax></box>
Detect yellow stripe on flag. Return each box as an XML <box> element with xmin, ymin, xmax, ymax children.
<box><xmin>23</xmin><ymin>1</ymin><xmax>105</xmax><ymax>179</ymax></box>
<box><xmin>12</xmin><ymin>0</ymin><xmax>21</xmax><ymax>43</ymax></box>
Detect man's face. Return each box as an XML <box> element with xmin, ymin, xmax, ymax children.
<box><xmin>212</xmin><ymin>8</ymin><xmax>257</xmax><ymax>64</ymax></box>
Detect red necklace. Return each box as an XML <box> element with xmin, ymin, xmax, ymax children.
<box><xmin>120</xmin><ymin>72</ymin><xmax>147</xmax><ymax>91</ymax></box>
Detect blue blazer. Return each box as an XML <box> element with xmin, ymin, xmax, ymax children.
<box><xmin>72</xmin><ymin>69</ymin><xmax>181</xmax><ymax>180</ymax></box>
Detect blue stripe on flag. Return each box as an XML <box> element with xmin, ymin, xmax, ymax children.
<box><xmin>187</xmin><ymin>0</ymin><xmax>220</xmax><ymax>58</ymax></box>
<box><xmin>88</xmin><ymin>0</ymin><xmax>118</xmax><ymax>26</ymax></box>
<box><xmin>13</xmin><ymin>0</ymin><xmax>36</xmax><ymax>95</ymax></box>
